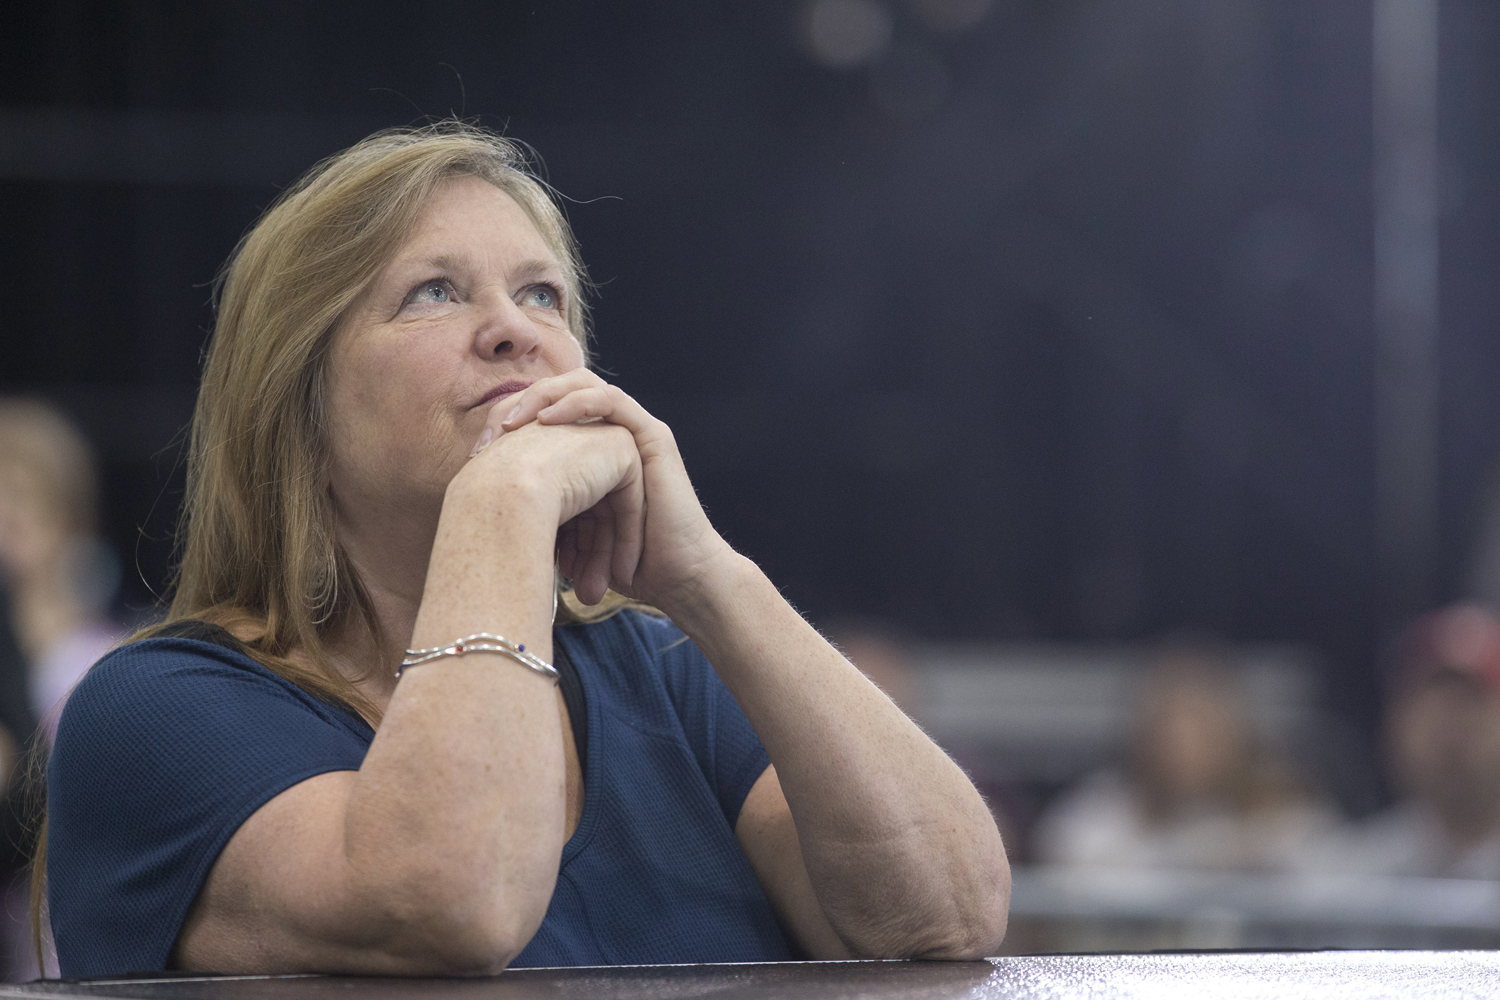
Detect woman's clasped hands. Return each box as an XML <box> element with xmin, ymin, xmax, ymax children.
<box><xmin>459</xmin><ymin>369</ymin><xmax>729</xmax><ymax>613</ymax></box>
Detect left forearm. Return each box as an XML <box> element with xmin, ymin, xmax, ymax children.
<box><xmin>667</xmin><ymin>554</ymin><xmax>1010</xmax><ymax>957</ymax></box>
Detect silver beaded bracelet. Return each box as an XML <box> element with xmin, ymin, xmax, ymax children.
<box><xmin>396</xmin><ymin>632</ymin><xmax>559</xmax><ymax>683</ymax></box>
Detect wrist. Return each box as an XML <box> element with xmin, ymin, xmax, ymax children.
<box><xmin>430</xmin><ymin>462</ymin><xmax>562</xmax><ymax>584</ymax></box>
<box><xmin>416</xmin><ymin>465</ymin><xmax>561</xmax><ymax>652</ymax></box>
<box><xmin>656</xmin><ymin>547</ymin><xmax>762</xmax><ymax>637</ymax></box>
<box><xmin>445</xmin><ymin>455</ymin><xmax>561</xmax><ymax>528</ymax></box>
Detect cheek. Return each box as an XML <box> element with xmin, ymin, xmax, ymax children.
<box><xmin>325</xmin><ymin>339</ymin><xmax>460</xmax><ymax>482</ymax></box>
<box><xmin>546</xmin><ymin>324</ymin><xmax>588</xmax><ymax>373</ymax></box>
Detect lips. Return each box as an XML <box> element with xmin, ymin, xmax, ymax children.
<box><xmin>473</xmin><ymin>380</ymin><xmax>532</xmax><ymax>409</ymax></box>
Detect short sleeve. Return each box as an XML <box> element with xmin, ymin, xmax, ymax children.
<box><xmin>627</xmin><ymin>615</ymin><xmax>771</xmax><ymax>828</ymax></box>
<box><xmin>47</xmin><ymin>638</ymin><xmax>374</xmax><ymax>978</ymax></box>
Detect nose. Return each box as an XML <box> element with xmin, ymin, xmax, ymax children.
<box><xmin>473</xmin><ymin>289</ymin><xmax>542</xmax><ymax>361</ymax></box>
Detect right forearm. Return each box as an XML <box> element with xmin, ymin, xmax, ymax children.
<box><xmin>343</xmin><ymin>473</ymin><xmax>567</xmax><ymax>961</ymax></box>
<box><xmin>409</xmin><ymin>470</ymin><xmax>560</xmax><ymax>655</ymax></box>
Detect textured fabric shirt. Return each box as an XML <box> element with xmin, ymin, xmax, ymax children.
<box><xmin>47</xmin><ymin>611</ymin><xmax>787</xmax><ymax>977</ymax></box>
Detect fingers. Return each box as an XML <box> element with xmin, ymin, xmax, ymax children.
<box><xmin>608</xmin><ymin>462</ymin><xmax>645</xmax><ymax>589</ymax></box>
<box><xmin>468</xmin><ymin>369</ymin><xmax>653</xmax><ymax>601</ymax></box>
<box><xmin>467</xmin><ymin>370</ymin><xmax>605</xmax><ymax>458</ymax></box>
<box><xmin>499</xmin><ymin>370</ymin><xmax>609</xmax><ymax>433</ymax></box>
<box><xmin>557</xmin><ymin>522</ymin><xmax>581</xmax><ymax>583</ymax></box>
<box><xmin>559</xmin><ymin>459</ymin><xmax>644</xmax><ymax>604</ymax></box>
<box><xmin>577</xmin><ymin>514</ymin><xmax>614</xmax><ymax>607</ymax></box>
<box><xmin>535</xmin><ymin>386</ymin><xmax>637</xmax><ymax>430</ymax></box>
<box><xmin>500</xmin><ymin>372</ymin><xmax>658</xmax><ymax>442</ymax></box>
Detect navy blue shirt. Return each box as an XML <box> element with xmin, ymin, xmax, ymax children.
<box><xmin>47</xmin><ymin>611</ymin><xmax>789</xmax><ymax>977</ymax></box>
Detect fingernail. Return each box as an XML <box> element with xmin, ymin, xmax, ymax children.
<box><xmin>469</xmin><ymin>427</ymin><xmax>493</xmax><ymax>457</ymax></box>
<box><xmin>503</xmin><ymin>403</ymin><xmax>521</xmax><ymax>426</ymax></box>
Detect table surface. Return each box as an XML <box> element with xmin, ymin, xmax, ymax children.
<box><xmin>1010</xmin><ymin>866</ymin><xmax>1500</xmax><ymax>931</ymax></box>
<box><xmin>3</xmin><ymin>953</ymin><xmax>1499</xmax><ymax>1000</ymax></box>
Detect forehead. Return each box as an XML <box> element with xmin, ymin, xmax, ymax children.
<box><xmin>396</xmin><ymin>174</ymin><xmax>561</xmax><ymax>268</ymax></box>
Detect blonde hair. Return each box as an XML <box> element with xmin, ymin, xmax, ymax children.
<box><xmin>157</xmin><ymin>120</ymin><xmax>611</xmax><ymax>719</ymax></box>
<box><xmin>31</xmin><ymin>121</ymin><xmax>643</xmax><ymax>964</ymax></box>
<box><xmin>0</xmin><ymin>399</ymin><xmax>98</xmax><ymax>538</ymax></box>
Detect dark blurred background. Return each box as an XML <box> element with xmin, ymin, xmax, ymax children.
<box><xmin>1</xmin><ymin>0</ymin><xmax>1498</xmax><ymax>763</ymax></box>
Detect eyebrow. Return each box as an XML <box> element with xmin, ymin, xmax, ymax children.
<box><xmin>406</xmin><ymin>253</ymin><xmax>563</xmax><ymax>282</ymax></box>
<box><xmin>509</xmin><ymin>257</ymin><xmax>566</xmax><ymax>283</ymax></box>
<box><xmin>416</xmin><ymin>252</ymin><xmax>472</xmax><ymax>274</ymax></box>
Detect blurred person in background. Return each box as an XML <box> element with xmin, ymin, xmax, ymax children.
<box><xmin>0</xmin><ymin>400</ymin><xmax>120</xmax><ymax>738</ymax></box>
<box><xmin>1035</xmin><ymin>640</ymin><xmax>1333</xmax><ymax>872</ymax></box>
<box><xmin>1299</xmin><ymin>605</ymin><xmax>1500</xmax><ymax>879</ymax></box>
<box><xmin>0</xmin><ymin>399</ymin><xmax>120</xmax><ymax>979</ymax></box>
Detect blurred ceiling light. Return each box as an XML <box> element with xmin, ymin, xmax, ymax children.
<box><xmin>870</xmin><ymin>44</ymin><xmax>950</xmax><ymax>120</ymax></box>
<box><xmin>905</xmin><ymin>0</ymin><xmax>994</xmax><ymax>32</ymax></box>
<box><xmin>801</xmin><ymin>0</ymin><xmax>893</xmax><ymax>69</ymax></box>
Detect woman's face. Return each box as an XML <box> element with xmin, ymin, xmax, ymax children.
<box><xmin>324</xmin><ymin>175</ymin><xmax>586</xmax><ymax>521</ymax></box>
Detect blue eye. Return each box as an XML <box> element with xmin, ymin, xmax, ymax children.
<box><xmin>522</xmin><ymin>285</ymin><xmax>560</xmax><ymax>310</ymax></box>
<box><xmin>410</xmin><ymin>281</ymin><xmax>451</xmax><ymax>305</ymax></box>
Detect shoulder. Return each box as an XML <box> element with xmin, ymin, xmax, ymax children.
<box><xmin>49</xmin><ymin>634</ymin><xmax>372</xmax><ymax>850</ymax></box>
<box><xmin>62</xmin><ymin>636</ymin><xmax>247</xmax><ymax>728</ymax></box>
<box><xmin>55</xmin><ymin>635</ymin><xmax>370</xmax><ymax>772</ymax></box>
<box><xmin>46</xmin><ymin>637</ymin><xmax>371</xmax><ymax>978</ymax></box>
<box><xmin>64</xmin><ymin>636</ymin><xmax>317</xmax><ymax>723</ymax></box>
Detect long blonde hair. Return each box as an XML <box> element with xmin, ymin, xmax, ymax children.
<box><xmin>167</xmin><ymin>120</ymin><xmax>604</xmax><ymax>720</ymax></box>
<box><xmin>31</xmin><ymin>120</ymin><xmax>640</xmax><ymax>967</ymax></box>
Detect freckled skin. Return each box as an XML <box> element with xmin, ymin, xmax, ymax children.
<box><xmin>324</xmin><ymin>177</ymin><xmax>585</xmax><ymax>542</ymax></box>
<box><xmin>173</xmin><ymin>175</ymin><xmax>1009</xmax><ymax>975</ymax></box>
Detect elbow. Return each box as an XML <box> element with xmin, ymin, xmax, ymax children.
<box><xmin>415</xmin><ymin>909</ymin><xmax>537</xmax><ymax>976</ymax></box>
<box><xmin>370</xmin><ymin>872</ymin><xmax>553</xmax><ymax>975</ymax></box>
<box><xmin>915</xmin><ymin>849</ymin><xmax>1013</xmax><ymax>960</ymax></box>
<box><xmin>950</xmin><ymin>874</ymin><xmax>1011</xmax><ymax>959</ymax></box>
<box><xmin>960</xmin><ymin>845</ymin><xmax>1012</xmax><ymax>958</ymax></box>
<box><xmin>839</xmin><ymin>826</ymin><xmax>1012</xmax><ymax>961</ymax></box>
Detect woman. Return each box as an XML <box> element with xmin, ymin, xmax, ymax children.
<box><xmin>41</xmin><ymin>122</ymin><xmax>1009</xmax><ymax>978</ymax></box>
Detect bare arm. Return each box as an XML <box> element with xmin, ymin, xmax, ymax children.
<box><xmin>734</xmin><ymin>766</ymin><xmax>852</xmax><ymax>959</ymax></box>
<box><xmin>509</xmin><ymin>373</ymin><xmax>1012</xmax><ymax>960</ymax></box>
<box><xmin>704</xmin><ymin>558</ymin><xmax>1011</xmax><ymax>959</ymax></box>
<box><xmin>173</xmin><ymin>420</ymin><xmax>642</xmax><ymax>974</ymax></box>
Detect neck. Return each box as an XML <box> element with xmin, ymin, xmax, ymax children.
<box><xmin>326</xmin><ymin>495</ymin><xmax>443</xmax><ymax>711</ymax></box>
